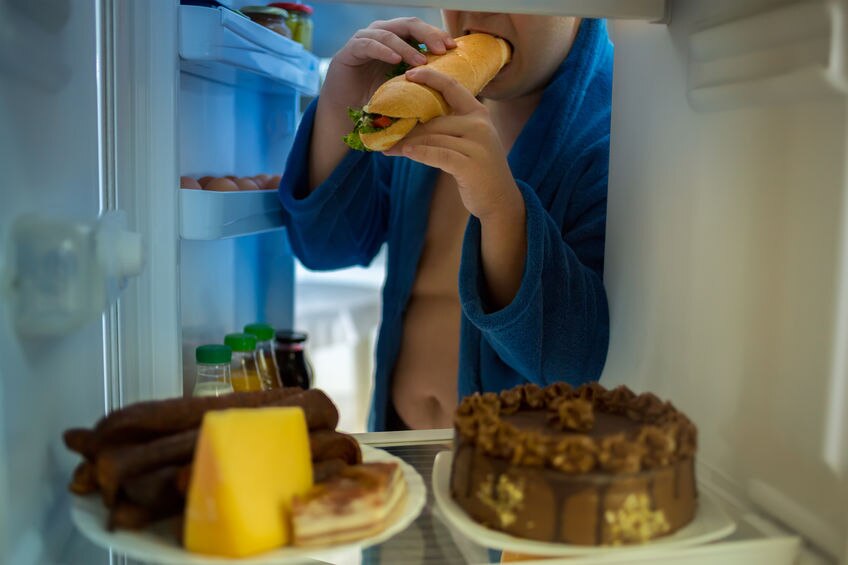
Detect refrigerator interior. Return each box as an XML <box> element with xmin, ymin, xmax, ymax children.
<box><xmin>0</xmin><ymin>0</ymin><xmax>847</xmax><ymax>563</ymax></box>
<box><xmin>177</xmin><ymin>69</ymin><xmax>299</xmax><ymax>393</ymax></box>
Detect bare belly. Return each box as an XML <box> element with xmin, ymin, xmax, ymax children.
<box><xmin>392</xmin><ymin>294</ymin><xmax>462</xmax><ymax>429</ymax></box>
<box><xmin>392</xmin><ymin>170</ymin><xmax>467</xmax><ymax>430</ymax></box>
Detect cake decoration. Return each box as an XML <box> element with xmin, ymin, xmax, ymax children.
<box><xmin>450</xmin><ymin>382</ymin><xmax>698</xmax><ymax>545</ymax></box>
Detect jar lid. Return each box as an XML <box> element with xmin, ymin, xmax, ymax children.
<box><xmin>244</xmin><ymin>323</ymin><xmax>275</xmax><ymax>341</ymax></box>
<box><xmin>275</xmin><ymin>330</ymin><xmax>308</xmax><ymax>343</ymax></box>
<box><xmin>196</xmin><ymin>344</ymin><xmax>232</xmax><ymax>364</ymax></box>
<box><xmin>224</xmin><ymin>333</ymin><xmax>258</xmax><ymax>352</ymax></box>
<box><xmin>268</xmin><ymin>2</ymin><xmax>313</xmax><ymax>15</ymax></box>
<box><xmin>241</xmin><ymin>6</ymin><xmax>288</xmax><ymax>16</ymax></box>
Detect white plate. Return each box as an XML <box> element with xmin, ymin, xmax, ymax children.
<box><xmin>71</xmin><ymin>444</ymin><xmax>425</xmax><ymax>564</ymax></box>
<box><xmin>432</xmin><ymin>451</ymin><xmax>736</xmax><ymax>557</ymax></box>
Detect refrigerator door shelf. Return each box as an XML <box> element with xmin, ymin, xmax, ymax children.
<box><xmin>688</xmin><ymin>0</ymin><xmax>848</xmax><ymax>112</ymax></box>
<box><xmin>179</xmin><ymin>5</ymin><xmax>320</xmax><ymax>96</ymax></box>
<box><xmin>180</xmin><ymin>188</ymin><xmax>285</xmax><ymax>240</ymax></box>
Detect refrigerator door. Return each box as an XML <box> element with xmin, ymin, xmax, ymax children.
<box><xmin>0</xmin><ymin>0</ymin><xmax>180</xmax><ymax>562</ymax></box>
<box><xmin>0</xmin><ymin>1</ymin><xmax>113</xmax><ymax>563</ymax></box>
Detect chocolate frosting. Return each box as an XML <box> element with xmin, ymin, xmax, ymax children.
<box><xmin>454</xmin><ymin>382</ymin><xmax>697</xmax><ymax>474</ymax></box>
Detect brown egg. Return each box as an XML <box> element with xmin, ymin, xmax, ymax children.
<box><xmin>180</xmin><ymin>176</ymin><xmax>202</xmax><ymax>190</ymax></box>
<box><xmin>253</xmin><ymin>174</ymin><xmax>271</xmax><ymax>187</ymax></box>
<box><xmin>198</xmin><ymin>176</ymin><xmax>215</xmax><ymax>188</ymax></box>
<box><xmin>225</xmin><ymin>175</ymin><xmax>238</xmax><ymax>180</ymax></box>
<box><xmin>264</xmin><ymin>175</ymin><xmax>281</xmax><ymax>190</ymax></box>
<box><xmin>235</xmin><ymin>177</ymin><xmax>259</xmax><ymax>191</ymax></box>
<box><xmin>204</xmin><ymin>177</ymin><xmax>239</xmax><ymax>192</ymax></box>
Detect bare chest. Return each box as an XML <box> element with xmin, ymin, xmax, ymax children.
<box><xmin>411</xmin><ymin>172</ymin><xmax>470</xmax><ymax>298</ymax></box>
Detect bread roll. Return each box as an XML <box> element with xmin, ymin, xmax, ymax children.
<box><xmin>355</xmin><ymin>33</ymin><xmax>511</xmax><ymax>151</ymax></box>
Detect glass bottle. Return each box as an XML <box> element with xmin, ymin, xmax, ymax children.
<box><xmin>274</xmin><ymin>330</ymin><xmax>313</xmax><ymax>389</ymax></box>
<box><xmin>224</xmin><ymin>333</ymin><xmax>265</xmax><ymax>392</ymax></box>
<box><xmin>269</xmin><ymin>2</ymin><xmax>313</xmax><ymax>50</ymax></box>
<box><xmin>193</xmin><ymin>344</ymin><xmax>235</xmax><ymax>397</ymax></box>
<box><xmin>239</xmin><ymin>6</ymin><xmax>292</xmax><ymax>38</ymax></box>
<box><xmin>244</xmin><ymin>322</ymin><xmax>282</xmax><ymax>389</ymax></box>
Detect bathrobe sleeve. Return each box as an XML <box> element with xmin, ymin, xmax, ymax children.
<box><xmin>458</xmin><ymin>144</ymin><xmax>610</xmax><ymax>385</ymax></box>
<box><xmin>278</xmin><ymin>99</ymin><xmax>392</xmax><ymax>270</ymax></box>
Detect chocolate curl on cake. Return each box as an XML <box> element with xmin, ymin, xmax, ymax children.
<box><xmin>599</xmin><ymin>385</ymin><xmax>636</xmax><ymax>415</ymax></box>
<box><xmin>499</xmin><ymin>387</ymin><xmax>523</xmax><ymax>415</ymax></box>
<box><xmin>521</xmin><ymin>384</ymin><xmax>546</xmax><ymax>408</ymax></box>
<box><xmin>598</xmin><ymin>434</ymin><xmax>645</xmax><ymax>474</ymax></box>
<box><xmin>547</xmin><ymin>398</ymin><xmax>595</xmax><ymax>432</ymax></box>
<box><xmin>92</xmin><ymin>388</ymin><xmax>340</xmax><ymax>445</ymax></box>
<box><xmin>550</xmin><ymin>436</ymin><xmax>597</xmax><ymax>473</ymax></box>
<box><xmin>638</xmin><ymin>425</ymin><xmax>677</xmax><ymax>469</ymax></box>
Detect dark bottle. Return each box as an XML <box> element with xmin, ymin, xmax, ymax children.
<box><xmin>274</xmin><ymin>330</ymin><xmax>313</xmax><ymax>389</ymax></box>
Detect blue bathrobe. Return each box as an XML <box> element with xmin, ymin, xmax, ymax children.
<box><xmin>280</xmin><ymin>19</ymin><xmax>613</xmax><ymax>431</ymax></box>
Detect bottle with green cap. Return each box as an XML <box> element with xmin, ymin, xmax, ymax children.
<box><xmin>244</xmin><ymin>323</ymin><xmax>282</xmax><ymax>389</ymax></box>
<box><xmin>193</xmin><ymin>344</ymin><xmax>235</xmax><ymax>397</ymax></box>
<box><xmin>224</xmin><ymin>333</ymin><xmax>265</xmax><ymax>392</ymax></box>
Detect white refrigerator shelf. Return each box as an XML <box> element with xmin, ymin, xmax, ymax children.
<box><xmin>179</xmin><ymin>4</ymin><xmax>320</xmax><ymax>95</ymax></box>
<box><xmin>179</xmin><ymin>188</ymin><xmax>285</xmax><ymax>240</ymax></box>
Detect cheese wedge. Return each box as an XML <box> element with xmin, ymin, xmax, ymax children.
<box><xmin>183</xmin><ymin>407</ymin><xmax>313</xmax><ymax>557</ymax></box>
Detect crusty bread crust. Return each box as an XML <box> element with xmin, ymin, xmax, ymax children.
<box><xmin>361</xmin><ymin>33</ymin><xmax>511</xmax><ymax>150</ymax></box>
<box><xmin>360</xmin><ymin>118</ymin><xmax>417</xmax><ymax>151</ymax></box>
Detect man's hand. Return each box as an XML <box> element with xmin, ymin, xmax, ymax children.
<box><xmin>384</xmin><ymin>66</ymin><xmax>523</xmax><ymax>224</ymax></box>
<box><xmin>309</xmin><ymin>19</ymin><xmax>455</xmax><ymax>190</ymax></box>
<box><xmin>384</xmin><ymin>66</ymin><xmax>527</xmax><ymax>311</ymax></box>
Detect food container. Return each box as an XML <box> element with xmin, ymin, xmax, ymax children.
<box><xmin>240</xmin><ymin>5</ymin><xmax>291</xmax><ymax>38</ymax></box>
<box><xmin>274</xmin><ymin>330</ymin><xmax>313</xmax><ymax>389</ymax></box>
<box><xmin>268</xmin><ymin>2</ymin><xmax>313</xmax><ymax>50</ymax></box>
<box><xmin>244</xmin><ymin>322</ymin><xmax>283</xmax><ymax>389</ymax></box>
<box><xmin>224</xmin><ymin>333</ymin><xmax>265</xmax><ymax>391</ymax></box>
<box><xmin>192</xmin><ymin>344</ymin><xmax>235</xmax><ymax>397</ymax></box>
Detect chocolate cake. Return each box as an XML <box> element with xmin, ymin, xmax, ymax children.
<box><xmin>449</xmin><ymin>382</ymin><xmax>698</xmax><ymax>546</ymax></box>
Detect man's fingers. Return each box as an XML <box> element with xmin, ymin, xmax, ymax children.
<box><xmin>353</xmin><ymin>29</ymin><xmax>424</xmax><ymax>65</ymax></box>
<box><xmin>404</xmin><ymin>66</ymin><xmax>481</xmax><ymax>115</ymax></box>
<box><xmin>369</xmin><ymin>17</ymin><xmax>456</xmax><ymax>55</ymax></box>
<box><xmin>347</xmin><ymin>37</ymin><xmax>403</xmax><ymax>65</ymax></box>
<box><xmin>390</xmin><ymin>134</ymin><xmax>471</xmax><ymax>174</ymax></box>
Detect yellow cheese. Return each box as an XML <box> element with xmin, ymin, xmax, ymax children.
<box><xmin>183</xmin><ymin>407</ymin><xmax>313</xmax><ymax>557</ymax></box>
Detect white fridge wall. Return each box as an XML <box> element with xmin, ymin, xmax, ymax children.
<box><xmin>0</xmin><ymin>1</ymin><xmax>110</xmax><ymax>563</ymax></box>
<box><xmin>603</xmin><ymin>0</ymin><xmax>848</xmax><ymax>559</ymax></box>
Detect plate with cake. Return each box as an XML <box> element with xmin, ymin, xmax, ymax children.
<box><xmin>432</xmin><ymin>382</ymin><xmax>736</xmax><ymax>557</ymax></box>
<box><xmin>64</xmin><ymin>388</ymin><xmax>427</xmax><ymax>564</ymax></box>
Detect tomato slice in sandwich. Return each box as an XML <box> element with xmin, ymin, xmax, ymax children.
<box><xmin>372</xmin><ymin>115</ymin><xmax>394</xmax><ymax>129</ymax></box>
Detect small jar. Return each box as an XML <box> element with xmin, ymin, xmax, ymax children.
<box><xmin>193</xmin><ymin>344</ymin><xmax>235</xmax><ymax>397</ymax></box>
<box><xmin>224</xmin><ymin>333</ymin><xmax>265</xmax><ymax>392</ymax></box>
<box><xmin>240</xmin><ymin>6</ymin><xmax>292</xmax><ymax>38</ymax></box>
<box><xmin>244</xmin><ymin>322</ymin><xmax>282</xmax><ymax>389</ymax></box>
<box><xmin>274</xmin><ymin>330</ymin><xmax>313</xmax><ymax>390</ymax></box>
<box><xmin>269</xmin><ymin>2</ymin><xmax>313</xmax><ymax>50</ymax></box>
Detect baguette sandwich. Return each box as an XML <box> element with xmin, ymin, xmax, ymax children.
<box><xmin>343</xmin><ymin>33</ymin><xmax>512</xmax><ymax>152</ymax></box>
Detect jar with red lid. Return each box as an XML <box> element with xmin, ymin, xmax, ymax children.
<box><xmin>268</xmin><ymin>3</ymin><xmax>313</xmax><ymax>50</ymax></box>
<box><xmin>240</xmin><ymin>6</ymin><xmax>292</xmax><ymax>38</ymax></box>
